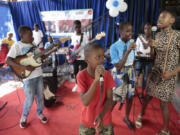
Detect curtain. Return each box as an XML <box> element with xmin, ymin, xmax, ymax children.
<box><xmin>9</xmin><ymin>1</ymin><xmax>46</xmax><ymax>41</ymax></box>
<box><xmin>9</xmin><ymin>0</ymin><xmax>159</xmax><ymax>65</ymax></box>
<box><xmin>9</xmin><ymin>0</ymin><xmax>159</xmax><ymax>46</ymax></box>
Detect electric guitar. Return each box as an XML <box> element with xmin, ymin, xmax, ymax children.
<box><xmin>10</xmin><ymin>37</ymin><xmax>71</xmax><ymax>79</ymax></box>
<box><xmin>63</xmin><ymin>32</ymin><xmax>106</xmax><ymax>64</ymax></box>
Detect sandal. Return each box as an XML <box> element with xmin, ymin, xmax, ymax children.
<box><xmin>156</xmin><ymin>130</ymin><xmax>170</xmax><ymax>135</ymax></box>
<box><xmin>135</xmin><ymin>114</ymin><xmax>142</xmax><ymax>128</ymax></box>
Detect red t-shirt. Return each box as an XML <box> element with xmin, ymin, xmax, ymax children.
<box><xmin>77</xmin><ymin>69</ymin><xmax>116</xmax><ymax>127</ymax></box>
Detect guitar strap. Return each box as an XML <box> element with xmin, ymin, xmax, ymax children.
<box><xmin>19</xmin><ymin>41</ymin><xmax>37</xmax><ymax>55</ymax></box>
<box><xmin>79</xmin><ymin>33</ymin><xmax>84</xmax><ymax>47</ymax></box>
<box><xmin>27</xmin><ymin>43</ymin><xmax>37</xmax><ymax>54</ymax></box>
<box><xmin>72</xmin><ymin>33</ymin><xmax>84</xmax><ymax>50</ymax></box>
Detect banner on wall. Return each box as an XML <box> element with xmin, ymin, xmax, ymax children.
<box><xmin>41</xmin><ymin>9</ymin><xmax>93</xmax><ymax>37</ymax></box>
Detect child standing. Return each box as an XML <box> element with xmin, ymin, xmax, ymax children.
<box><xmin>110</xmin><ymin>22</ymin><xmax>136</xmax><ymax>130</ymax></box>
<box><xmin>77</xmin><ymin>43</ymin><xmax>116</xmax><ymax>135</ymax></box>
<box><xmin>0</xmin><ymin>32</ymin><xmax>15</xmax><ymax>64</ymax></box>
<box><xmin>33</xmin><ymin>24</ymin><xmax>44</xmax><ymax>50</ymax></box>
<box><xmin>70</xmin><ymin>20</ymin><xmax>88</xmax><ymax>92</ymax></box>
<box><xmin>44</xmin><ymin>36</ymin><xmax>57</xmax><ymax>68</ymax></box>
<box><xmin>6</xmin><ymin>26</ymin><xmax>57</xmax><ymax>128</ymax></box>
<box><xmin>135</xmin><ymin>23</ymin><xmax>154</xmax><ymax>98</ymax></box>
<box><xmin>135</xmin><ymin>11</ymin><xmax>180</xmax><ymax>135</ymax></box>
<box><xmin>2</xmin><ymin>32</ymin><xmax>15</xmax><ymax>49</ymax></box>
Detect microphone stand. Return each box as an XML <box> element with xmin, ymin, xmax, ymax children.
<box><xmin>98</xmin><ymin>75</ymin><xmax>104</xmax><ymax>120</ymax></box>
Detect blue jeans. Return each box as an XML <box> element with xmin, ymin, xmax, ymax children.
<box><xmin>22</xmin><ymin>76</ymin><xmax>44</xmax><ymax>117</ymax></box>
<box><xmin>136</xmin><ymin>60</ymin><xmax>153</xmax><ymax>91</ymax></box>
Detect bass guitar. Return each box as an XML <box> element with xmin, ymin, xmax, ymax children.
<box><xmin>64</xmin><ymin>32</ymin><xmax>106</xmax><ymax>64</ymax></box>
<box><xmin>10</xmin><ymin>37</ymin><xmax>71</xmax><ymax>79</ymax></box>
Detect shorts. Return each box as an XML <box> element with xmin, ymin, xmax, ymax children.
<box><xmin>79</xmin><ymin>124</ymin><xmax>114</xmax><ymax>135</ymax></box>
<box><xmin>112</xmin><ymin>66</ymin><xmax>135</xmax><ymax>102</ymax></box>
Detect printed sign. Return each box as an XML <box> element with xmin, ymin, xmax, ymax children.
<box><xmin>41</xmin><ymin>9</ymin><xmax>93</xmax><ymax>37</ymax></box>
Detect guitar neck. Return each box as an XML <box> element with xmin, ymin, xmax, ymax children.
<box><xmin>74</xmin><ymin>38</ymin><xmax>96</xmax><ymax>54</ymax></box>
<box><xmin>34</xmin><ymin>41</ymin><xmax>62</xmax><ymax>59</ymax></box>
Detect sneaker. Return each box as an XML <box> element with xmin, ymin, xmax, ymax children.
<box><xmin>19</xmin><ymin>116</ymin><xmax>28</xmax><ymax>128</ymax></box>
<box><xmin>72</xmin><ymin>84</ymin><xmax>77</xmax><ymax>92</ymax></box>
<box><xmin>38</xmin><ymin>113</ymin><xmax>48</xmax><ymax>124</ymax></box>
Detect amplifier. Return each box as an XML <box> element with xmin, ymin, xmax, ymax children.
<box><xmin>43</xmin><ymin>72</ymin><xmax>53</xmax><ymax>77</ymax></box>
<box><xmin>43</xmin><ymin>67</ymin><xmax>57</xmax><ymax>93</ymax></box>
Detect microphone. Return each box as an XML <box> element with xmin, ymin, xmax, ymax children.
<box><xmin>130</xmin><ymin>39</ymin><xmax>134</xmax><ymax>43</ymax></box>
<box><xmin>151</xmin><ymin>26</ymin><xmax>157</xmax><ymax>48</ymax></box>
<box><xmin>94</xmin><ymin>67</ymin><xmax>104</xmax><ymax>125</ymax></box>
<box><xmin>99</xmin><ymin>65</ymin><xmax>104</xmax><ymax>93</ymax></box>
<box><xmin>115</xmin><ymin>23</ymin><xmax>120</xmax><ymax>28</ymax></box>
<box><xmin>100</xmin><ymin>75</ymin><xmax>104</xmax><ymax>93</ymax></box>
<box><xmin>151</xmin><ymin>26</ymin><xmax>157</xmax><ymax>40</ymax></box>
<box><xmin>129</xmin><ymin>39</ymin><xmax>135</xmax><ymax>50</ymax></box>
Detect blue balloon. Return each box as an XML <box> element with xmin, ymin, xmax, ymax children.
<box><xmin>112</xmin><ymin>0</ymin><xmax>119</xmax><ymax>7</ymax></box>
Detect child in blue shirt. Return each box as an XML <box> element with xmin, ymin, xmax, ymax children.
<box><xmin>110</xmin><ymin>22</ymin><xmax>136</xmax><ymax>130</ymax></box>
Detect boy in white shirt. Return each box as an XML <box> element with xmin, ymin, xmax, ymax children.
<box><xmin>6</xmin><ymin>26</ymin><xmax>57</xmax><ymax>128</ymax></box>
<box><xmin>69</xmin><ymin>20</ymin><xmax>88</xmax><ymax>92</ymax></box>
<box><xmin>33</xmin><ymin>24</ymin><xmax>44</xmax><ymax>50</ymax></box>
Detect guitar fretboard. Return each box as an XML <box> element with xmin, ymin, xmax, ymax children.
<box><xmin>74</xmin><ymin>38</ymin><xmax>96</xmax><ymax>54</ymax></box>
<box><xmin>34</xmin><ymin>43</ymin><xmax>56</xmax><ymax>59</ymax></box>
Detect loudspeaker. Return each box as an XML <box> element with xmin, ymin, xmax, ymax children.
<box><xmin>43</xmin><ymin>67</ymin><xmax>57</xmax><ymax>94</ymax></box>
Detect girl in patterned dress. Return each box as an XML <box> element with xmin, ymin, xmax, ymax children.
<box><xmin>135</xmin><ymin>11</ymin><xmax>180</xmax><ymax>135</ymax></box>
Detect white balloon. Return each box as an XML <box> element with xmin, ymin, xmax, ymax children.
<box><xmin>106</xmin><ymin>0</ymin><xmax>127</xmax><ymax>16</ymax></box>
<box><xmin>119</xmin><ymin>2</ymin><xmax>128</xmax><ymax>12</ymax></box>
<box><xmin>109</xmin><ymin>8</ymin><xmax>119</xmax><ymax>17</ymax></box>
<box><xmin>106</xmin><ymin>0</ymin><xmax>112</xmax><ymax>9</ymax></box>
<box><xmin>117</xmin><ymin>0</ymin><xmax>124</xmax><ymax>10</ymax></box>
<box><xmin>118</xmin><ymin>0</ymin><xmax>124</xmax><ymax>3</ymax></box>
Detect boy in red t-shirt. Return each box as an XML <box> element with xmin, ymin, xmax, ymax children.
<box><xmin>77</xmin><ymin>43</ymin><xmax>116</xmax><ymax>135</ymax></box>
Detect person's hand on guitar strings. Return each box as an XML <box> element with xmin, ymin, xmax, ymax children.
<box><xmin>67</xmin><ymin>45</ymin><xmax>74</xmax><ymax>54</ymax></box>
<box><xmin>52</xmin><ymin>45</ymin><xmax>59</xmax><ymax>52</ymax></box>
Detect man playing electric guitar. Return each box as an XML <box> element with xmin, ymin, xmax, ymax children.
<box><xmin>7</xmin><ymin>32</ymin><xmax>70</xmax><ymax>79</ymax></box>
<box><xmin>69</xmin><ymin>20</ymin><xmax>89</xmax><ymax>92</ymax></box>
<box><xmin>6</xmin><ymin>26</ymin><xmax>50</xmax><ymax>128</ymax></box>
<box><xmin>6</xmin><ymin>25</ymin><xmax>70</xmax><ymax>129</ymax></box>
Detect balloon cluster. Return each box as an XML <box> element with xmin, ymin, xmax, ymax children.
<box><xmin>106</xmin><ymin>0</ymin><xmax>128</xmax><ymax>17</ymax></box>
